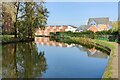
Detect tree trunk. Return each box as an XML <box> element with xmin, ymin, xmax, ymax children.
<box><xmin>14</xmin><ymin>2</ymin><xmax>20</xmax><ymax>38</ymax></box>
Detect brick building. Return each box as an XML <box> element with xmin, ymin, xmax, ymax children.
<box><xmin>35</xmin><ymin>25</ymin><xmax>77</xmax><ymax>36</ymax></box>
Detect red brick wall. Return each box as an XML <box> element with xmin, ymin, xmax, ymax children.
<box><xmin>88</xmin><ymin>25</ymin><xmax>98</xmax><ymax>33</ymax></box>
<box><xmin>35</xmin><ymin>25</ymin><xmax>68</xmax><ymax>35</ymax></box>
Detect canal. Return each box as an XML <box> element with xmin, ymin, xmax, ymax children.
<box><xmin>2</xmin><ymin>37</ymin><xmax>110</xmax><ymax>78</ymax></box>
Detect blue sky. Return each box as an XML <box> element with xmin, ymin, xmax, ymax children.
<box><xmin>45</xmin><ymin>2</ymin><xmax>118</xmax><ymax>26</ymax></box>
<box><xmin>45</xmin><ymin>0</ymin><xmax>119</xmax><ymax>2</ymax></box>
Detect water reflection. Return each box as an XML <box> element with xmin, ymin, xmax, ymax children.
<box><xmin>2</xmin><ymin>37</ymin><xmax>110</xmax><ymax>78</ymax></box>
<box><xmin>35</xmin><ymin>37</ymin><xmax>109</xmax><ymax>59</ymax></box>
<box><xmin>76</xmin><ymin>45</ymin><xmax>109</xmax><ymax>59</ymax></box>
<box><xmin>2</xmin><ymin>42</ymin><xmax>47</xmax><ymax>78</ymax></box>
<box><xmin>35</xmin><ymin>37</ymin><xmax>109</xmax><ymax>78</ymax></box>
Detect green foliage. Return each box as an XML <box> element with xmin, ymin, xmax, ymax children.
<box><xmin>2</xmin><ymin>2</ymin><xmax>17</xmax><ymax>34</ymax></box>
<box><xmin>112</xmin><ymin>21</ymin><xmax>119</xmax><ymax>32</ymax></box>
<box><xmin>51</xmin><ymin>31</ymin><xmax>95</xmax><ymax>39</ymax></box>
<box><xmin>50</xmin><ymin>30</ymin><xmax>119</xmax><ymax>42</ymax></box>
<box><xmin>16</xmin><ymin>1</ymin><xmax>49</xmax><ymax>39</ymax></box>
<box><xmin>16</xmin><ymin>20</ymin><xmax>26</xmax><ymax>38</ymax></box>
<box><xmin>96</xmin><ymin>30</ymin><xmax>112</xmax><ymax>35</ymax></box>
<box><xmin>2</xmin><ymin>35</ymin><xmax>14</xmax><ymax>42</ymax></box>
<box><xmin>2</xmin><ymin>2</ymin><xmax>17</xmax><ymax>22</ymax></box>
<box><xmin>50</xmin><ymin>32</ymin><xmax>56</xmax><ymax>36</ymax></box>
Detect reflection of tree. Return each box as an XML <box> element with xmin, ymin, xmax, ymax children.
<box><xmin>2</xmin><ymin>42</ymin><xmax>47</xmax><ymax>78</ymax></box>
<box><xmin>2</xmin><ymin>44</ymin><xmax>17</xmax><ymax>78</ymax></box>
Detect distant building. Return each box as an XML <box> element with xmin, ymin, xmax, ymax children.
<box><xmin>76</xmin><ymin>25</ymin><xmax>89</xmax><ymax>32</ymax></box>
<box><xmin>77</xmin><ymin>17</ymin><xmax>110</xmax><ymax>33</ymax></box>
<box><xmin>87</xmin><ymin>17</ymin><xmax>110</xmax><ymax>32</ymax></box>
<box><xmin>35</xmin><ymin>25</ymin><xmax>77</xmax><ymax>36</ymax></box>
<box><xmin>65</xmin><ymin>25</ymin><xmax>77</xmax><ymax>32</ymax></box>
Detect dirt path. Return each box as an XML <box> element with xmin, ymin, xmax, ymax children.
<box><xmin>110</xmin><ymin>42</ymin><xmax>118</xmax><ymax>78</ymax></box>
<box><xmin>98</xmin><ymin>40</ymin><xmax>119</xmax><ymax>79</ymax></box>
<box><xmin>106</xmin><ymin>42</ymin><xmax>118</xmax><ymax>78</ymax></box>
<box><xmin>118</xmin><ymin>44</ymin><xmax>120</xmax><ymax>79</ymax></box>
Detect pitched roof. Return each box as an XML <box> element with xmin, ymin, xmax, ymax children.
<box><xmin>68</xmin><ymin>25</ymin><xmax>77</xmax><ymax>28</ymax></box>
<box><xmin>109</xmin><ymin>21</ymin><xmax>112</xmax><ymax>26</ymax></box>
<box><xmin>88</xmin><ymin>17</ymin><xmax>109</xmax><ymax>25</ymax></box>
<box><xmin>76</xmin><ymin>25</ymin><xmax>90</xmax><ymax>31</ymax></box>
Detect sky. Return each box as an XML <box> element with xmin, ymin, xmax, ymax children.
<box><xmin>45</xmin><ymin>0</ymin><xmax>119</xmax><ymax>2</ymax></box>
<box><xmin>45</xmin><ymin>2</ymin><xmax>118</xmax><ymax>26</ymax></box>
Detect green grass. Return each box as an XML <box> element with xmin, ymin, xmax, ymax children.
<box><xmin>0</xmin><ymin>35</ymin><xmax>14</xmax><ymax>42</ymax></box>
<box><xmin>94</xmin><ymin>39</ymin><xmax>116</xmax><ymax>78</ymax></box>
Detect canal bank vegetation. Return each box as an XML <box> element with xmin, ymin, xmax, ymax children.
<box><xmin>49</xmin><ymin>29</ymin><xmax>119</xmax><ymax>43</ymax></box>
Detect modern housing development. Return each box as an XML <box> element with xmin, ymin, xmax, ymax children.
<box><xmin>35</xmin><ymin>25</ymin><xmax>77</xmax><ymax>36</ymax></box>
<box><xmin>77</xmin><ymin>17</ymin><xmax>110</xmax><ymax>33</ymax></box>
<box><xmin>35</xmin><ymin>17</ymin><xmax>111</xmax><ymax>36</ymax></box>
<box><xmin>2</xmin><ymin>16</ymin><xmax>111</xmax><ymax>36</ymax></box>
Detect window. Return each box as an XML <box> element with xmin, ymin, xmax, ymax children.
<box><xmin>8</xmin><ymin>23</ymin><xmax>11</xmax><ymax>27</ymax></box>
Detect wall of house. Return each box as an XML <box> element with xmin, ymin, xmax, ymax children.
<box><xmin>35</xmin><ymin>25</ymin><xmax>70</xmax><ymax>36</ymax></box>
<box><xmin>65</xmin><ymin>26</ymin><xmax>77</xmax><ymax>32</ymax></box>
<box><xmin>87</xmin><ymin>18</ymin><xmax>110</xmax><ymax>32</ymax></box>
<box><xmin>97</xmin><ymin>24</ymin><xmax>109</xmax><ymax>31</ymax></box>
<box><xmin>88</xmin><ymin>25</ymin><xmax>98</xmax><ymax>33</ymax></box>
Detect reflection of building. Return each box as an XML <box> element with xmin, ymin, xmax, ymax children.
<box><xmin>76</xmin><ymin>45</ymin><xmax>109</xmax><ymax>59</ymax></box>
<box><xmin>35</xmin><ymin>37</ymin><xmax>68</xmax><ymax>47</ymax></box>
<box><xmin>88</xmin><ymin>47</ymin><xmax>97</xmax><ymax>55</ymax></box>
<box><xmin>35</xmin><ymin>25</ymin><xmax>77</xmax><ymax>36</ymax></box>
<box><xmin>35</xmin><ymin>37</ymin><xmax>109</xmax><ymax>59</ymax></box>
<box><xmin>35</xmin><ymin>37</ymin><xmax>77</xmax><ymax>48</ymax></box>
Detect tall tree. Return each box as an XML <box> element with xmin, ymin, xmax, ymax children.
<box><xmin>14</xmin><ymin>2</ymin><xmax>20</xmax><ymax>38</ymax></box>
<box><xmin>17</xmin><ymin>1</ymin><xmax>49</xmax><ymax>39</ymax></box>
<box><xmin>2</xmin><ymin>2</ymin><xmax>17</xmax><ymax>34</ymax></box>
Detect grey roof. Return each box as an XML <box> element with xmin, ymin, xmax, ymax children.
<box><xmin>109</xmin><ymin>21</ymin><xmax>112</xmax><ymax>26</ymax></box>
<box><xmin>71</xmin><ymin>26</ymin><xmax>77</xmax><ymax>28</ymax></box>
<box><xmin>76</xmin><ymin>25</ymin><xmax>90</xmax><ymax>31</ymax></box>
<box><xmin>88</xmin><ymin>17</ymin><xmax>109</xmax><ymax>25</ymax></box>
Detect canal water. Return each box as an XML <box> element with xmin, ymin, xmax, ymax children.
<box><xmin>2</xmin><ymin>37</ymin><xmax>110</xmax><ymax>78</ymax></box>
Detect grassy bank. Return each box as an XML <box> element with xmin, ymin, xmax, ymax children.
<box><xmin>69</xmin><ymin>37</ymin><xmax>118</xmax><ymax>78</ymax></box>
<box><xmin>0</xmin><ymin>45</ymin><xmax>1</xmax><ymax>78</ymax></box>
<box><xmin>93</xmin><ymin>39</ymin><xmax>118</xmax><ymax>78</ymax></box>
<box><xmin>0</xmin><ymin>35</ymin><xmax>34</xmax><ymax>44</ymax></box>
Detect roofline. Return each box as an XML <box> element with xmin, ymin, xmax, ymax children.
<box><xmin>88</xmin><ymin>17</ymin><xmax>109</xmax><ymax>19</ymax></box>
